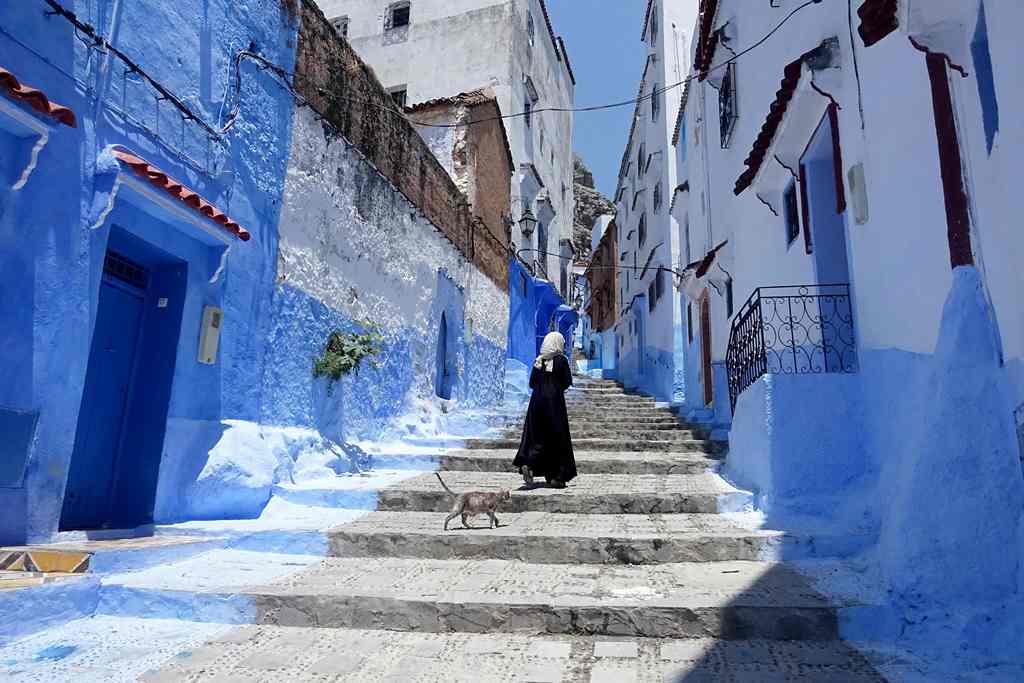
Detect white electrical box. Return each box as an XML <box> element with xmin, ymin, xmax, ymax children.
<box><xmin>198</xmin><ymin>305</ymin><xmax>223</xmax><ymax>365</ymax></box>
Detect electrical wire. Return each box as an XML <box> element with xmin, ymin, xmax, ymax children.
<box><xmin>38</xmin><ymin>0</ymin><xmax>822</xmax><ymax>135</ymax></box>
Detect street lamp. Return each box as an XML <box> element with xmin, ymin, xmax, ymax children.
<box><xmin>518</xmin><ymin>208</ymin><xmax>537</xmax><ymax>236</ymax></box>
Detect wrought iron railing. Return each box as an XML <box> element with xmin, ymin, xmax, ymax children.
<box><xmin>726</xmin><ymin>284</ymin><xmax>858</xmax><ymax>412</ymax></box>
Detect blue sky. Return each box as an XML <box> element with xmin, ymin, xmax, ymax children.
<box><xmin>546</xmin><ymin>1</ymin><xmax>647</xmax><ymax>197</ymax></box>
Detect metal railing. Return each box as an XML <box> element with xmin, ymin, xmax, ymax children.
<box><xmin>726</xmin><ymin>284</ymin><xmax>858</xmax><ymax>412</ymax></box>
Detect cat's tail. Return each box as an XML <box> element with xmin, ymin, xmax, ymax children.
<box><xmin>435</xmin><ymin>472</ymin><xmax>457</xmax><ymax>496</ymax></box>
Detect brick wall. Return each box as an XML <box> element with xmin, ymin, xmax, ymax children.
<box><xmin>294</xmin><ymin>0</ymin><xmax>509</xmax><ymax>290</ymax></box>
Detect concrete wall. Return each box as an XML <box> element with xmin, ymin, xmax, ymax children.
<box><xmin>0</xmin><ymin>0</ymin><xmax>511</xmax><ymax>540</ymax></box>
<box><xmin>0</xmin><ymin>0</ymin><xmax>298</xmax><ymax>542</ymax></box>
<box><xmin>314</xmin><ymin>0</ymin><xmax>574</xmax><ymax>282</ymax></box>
<box><xmin>153</xmin><ymin>0</ymin><xmax>511</xmax><ymax>523</ymax></box>
<box><xmin>611</xmin><ymin>0</ymin><xmax>699</xmax><ymax>403</ymax></box>
<box><xmin>684</xmin><ymin>0</ymin><xmax>1024</xmax><ymax>657</ymax></box>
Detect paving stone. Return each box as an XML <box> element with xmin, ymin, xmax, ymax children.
<box><xmin>590</xmin><ymin>661</ymin><xmax>638</xmax><ymax>683</ymax></box>
<box><xmin>309</xmin><ymin>651</ymin><xmax>365</xmax><ymax>674</ymax></box>
<box><xmin>593</xmin><ymin>640</ymin><xmax>639</xmax><ymax>658</ymax></box>
<box><xmin>527</xmin><ymin>639</ymin><xmax>572</xmax><ymax>658</ymax></box>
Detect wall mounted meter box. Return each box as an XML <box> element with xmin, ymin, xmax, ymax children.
<box><xmin>198</xmin><ymin>305</ymin><xmax>223</xmax><ymax>365</ymax></box>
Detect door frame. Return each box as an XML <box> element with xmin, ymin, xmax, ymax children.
<box><xmin>700</xmin><ymin>291</ymin><xmax>713</xmax><ymax>407</ymax></box>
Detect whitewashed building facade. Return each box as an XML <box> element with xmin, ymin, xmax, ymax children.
<box><xmin>611</xmin><ymin>0</ymin><xmax>700</xmax><ymax>402</ymax></box>
<box><xmin>675</xmin><ymin>0</ymin><xmax>1024</xmax><ymax>656</ymax></box>
<box><xmin>315</xmin><ymin>0</ymin><xmax>576</xmax><ymax>297</ymax></box>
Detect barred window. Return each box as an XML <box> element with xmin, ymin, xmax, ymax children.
<box><xmin>719</xmin><ymin>61</ymin><xmax>738</xmax><ymax>148</ymax></box>
<box><xmin>331</xmin><ymin>16</ymin><xmax>349</xmax><ymax>37</ymax></box>
<box><xmin>387</xmin><ymin>2</ymin><xmax>411</xmax><ymax>30</ymax></box>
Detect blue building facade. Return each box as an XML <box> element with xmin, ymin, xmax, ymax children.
<box><xmin>0</xmin><ymin>0</ymin><xmax>512</xmax><ymax>544</ymax></box>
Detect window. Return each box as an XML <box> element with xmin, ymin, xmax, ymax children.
<box><xmin>539</xmin><ymin>128</ymin><xmax>545</xmax><ymax>152</ymax></box>
<box><xmin>726</xmin><ymin>278</ymin><xmax>734</xmax><ymax>317</ymax></box>
<box><xmin>719</xmin><ymin>62</ymin><xmax>738</xmax><ymax>148</ymax></box>
<box><xmin>638</xmin><ymin>214</ymin><xmax>647</xmax><ymax>247</ymax></box>
<box><xmin>524</xmin><ymin>99</ymin><xmax>532</xmax><ymax>128</ymax></box>
<box><xmin>687</xmin><ymin>303</ymin><xmax>693</xmax><ymax>343</ymax></box>
<box><xmin>388</xmin><ymin>87</ymin><xmax>408</xmax><ymax>109</ymax></box>
<box><xmin>648</xmin><ymin>282</ymin><xmax>656</xmax><ymax>311</ymax></box>
<box><xmin>656</xmin><ymin>268</ymin><xmax>666</xmax><ymax>301</ymax></box>
<box><xmin>653</xmin><ymin>182</ymin><xmax>662</xmax><ymax>212</ymax></box>
<box><xmin>652</xmin><ymin>82</ymin><xmax>660</xmax><ymax>120</ymax></box>
<box><xmin>637</xmin><ymin>143</ymin><xmax>645</xmax><ymax>178</ymax></box>
<box><xmin>387</xmin><ymin>2</ymin><xmax>411</xmax><ymax>30</ymax></box>
<box><xmin>331</xmin><ymin>16</ymin><xmax>349</xmax><ymax>38</ymax></box>
<box><xmin>527</xmin><ymin>11</ymin><xmax>536</xmax><ymax>46</ymax></box>
<box><xmin>783</xmin><ymin>177</ymin><xmax>800</xmax><ymax>246</ymax></box>
<box><xmin>650</xmin><ymin>6</ymin><xmax>658</xmax><ymax>45</ymax></box>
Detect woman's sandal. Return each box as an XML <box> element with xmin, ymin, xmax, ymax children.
<box><xmin>520</xmin><ymin>465</ymin><xmax>534</xmax><ymax>485</ymax></box>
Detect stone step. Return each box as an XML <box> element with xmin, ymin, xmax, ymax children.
<box><xmin>504</xmin><ymin>426</ymin><xmax>706</xmax><ymax>441</ymax></box>
<box><xmin>143</xmin><ymin>624</ymin><xmax>886</xmax><ymax>681</ymax></box>
<box><xmin>567</xmin><ymin>405</ymin><xmax>679</xmax><ymax>416</ymax></box>
<box><xmin>328</xmin><ymin>511</ymin><xmax>787</xmax><ymax>564</ymax></box>
<box><xmin>375</xmin><ymin>472</ymin><xmax>750</xmax><ymax>514</ymax></box>
<box><xmin>244</xmin><ymin>557</ymin><xmax>841</xmax><ymax>640</ymax></box>
<box><xmin>464</xmin><ymin>437</ymin><xmax>723</xmax><ymax>453</ymax></box>
<box><xmin>565</xmin><ymin>397</ymin><xmax>658</xmax><ymax>407</ymax></box>
<box><xmin>435</xmin><ymin>449</ymin><xmax>719</xmax><ymax>475</ymax></box>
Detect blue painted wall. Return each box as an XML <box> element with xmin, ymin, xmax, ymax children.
<box><xmin>0</xmin><ymin>0</ymin><xmax>297</xmax><ymax>542</ymax></box>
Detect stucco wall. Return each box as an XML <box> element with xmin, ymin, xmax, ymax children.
<box><xmin>316</xmin><ymin>0</ymin><xmax>574</xmax><ymax>281</ymax></box>
<box><xmin>0</xmin><ymin>0</ymin><xmax>297</xmax><ymax>542</ymax></box>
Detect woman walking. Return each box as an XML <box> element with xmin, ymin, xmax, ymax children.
<box><xmin>513</xmin><ymin>331</ymin><xmax>577</xmax><ymax>488</ymax></box>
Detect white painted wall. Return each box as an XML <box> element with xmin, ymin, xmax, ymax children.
<box><xmin>315</xmin><ymin>0</ymin><xmax>575</xmax><ymax>285</ymax></box>
<box><xmin>611</xmin><ymin>0</ymin><xmax>699</xmax><ymax>401</ymax></box>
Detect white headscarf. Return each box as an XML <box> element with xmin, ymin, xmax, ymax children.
<box><xmin>534</xmin><ymin>332</ymin><xmax>566</xmax><ymax>372</ymax></box>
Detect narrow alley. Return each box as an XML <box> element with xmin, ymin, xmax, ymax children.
<box><xmin>1</xmin><ymin>0</ymin><xmax>1022</xmax><ymax>680</ymax></box>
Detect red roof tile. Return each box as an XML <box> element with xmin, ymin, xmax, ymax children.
<box><xmin>0</xmin><ymin>66</ymin><xmax>76</xmax><ymax>127</ymax></box>
<box><xmin>856</xmin><ymin>0</ymin><xmax>899</xmax><ymax>48</ymax></box>
<box><xmin>694</xmin><ymin>0</ymin><xmax>720</xmax><ymax>81</ymax></box>
<box><xmin>112</xmin><ymin>149</ymin><xmax>250</xmax><ymax>241</ymax></box>
<box><xmin>733</xmin><ymin>45</ymin><xmax>824</xmax><ymax>196</ymax></box>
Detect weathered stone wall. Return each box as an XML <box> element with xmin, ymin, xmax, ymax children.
<box><xmin>295</xmin><ymin>0</ymin><xmax>507</xmax><ymax>289</ymax></box>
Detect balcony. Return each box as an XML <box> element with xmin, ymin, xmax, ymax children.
<box><xmin>726</xmin><ymin>284</ymin><xmax>858</xmax><ymax>412</ymax></box>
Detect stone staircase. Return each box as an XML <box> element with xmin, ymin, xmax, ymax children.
<box><xmin>135</xmin><ymin>376</ymin><xmax>885</xmax><ymax>681</ymax></box>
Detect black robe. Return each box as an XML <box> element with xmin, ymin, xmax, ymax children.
<box><xmin>512</xmin><ymin>354</ymin><xmax>577</xmax><ymax>483</ymax></box>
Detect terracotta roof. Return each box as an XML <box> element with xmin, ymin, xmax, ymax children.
<box><xmin>0</xmin><ymin>67</ymin><xmax>76</xmax><ymax>127</ymax></box>
<box><xmin>671</xmin><ymin>75</ymin><xmax>692</xmax><ymax>147</ymax></box>
<box><xmin>694</xmin><ymin>0</ymin><xmax>720</xmax><ymax>81</ymax></box>
<box><xmin>733</xmin><ymin>44</ymin><xmax>822</xmax><ymax>195</ymax></box>
<box><xmin>856</xmin><ymin>0</ymin><xmax>899</xmax><ymax>48</ymax></box>
<box><xmin>112</xmin><ymin>149</ymin><xmax>250</xmax><ymax>241</ymax></box>
<box><xmin>405</xmin><ymin>89</ymin><xmax>497</xmax><ymax>112</ymax></box>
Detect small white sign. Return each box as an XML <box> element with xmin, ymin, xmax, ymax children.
<box><xmin>157</xmin><ymin>297</ymin><xmax>168</xmax><ymax>308</ymax></box>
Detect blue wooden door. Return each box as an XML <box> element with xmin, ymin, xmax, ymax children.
<box><xmin>60</xmin><ymin>278</ymin><xmax>144</xmax><ymax>529</ymax></box>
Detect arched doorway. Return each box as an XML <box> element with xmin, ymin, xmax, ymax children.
<box><xmin>435</xmin><ymin>312</ymin><xmax>452</xmax><ymax>400</ymax></box>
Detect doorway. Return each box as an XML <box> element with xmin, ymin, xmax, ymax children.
<box><xmin>700</xmin><ymin>292</ymin><xmax>713</xmax><ymax>406</ymax></box>
<box><xmin>800</xmin><ymin>109</ymin><xmax>851</xmax><ymax>287</ymax></box>
<box><xmin>636</xmin><ymin>304</ymin><xmax>647</xmax><ymax>377</ymax></box>
<box><xmin>435</xmin><ymin>312</ymin><xmax>452</xmax><ymax>400</ymax></box>
<box><xmin>61</xmin><ymin>239</ymin><xmax>185</xmax><ymax>531</ymax></box>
